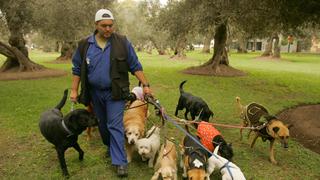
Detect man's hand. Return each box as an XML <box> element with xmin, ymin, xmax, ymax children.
<box><xmin>70</xmin><ymin>89</ymin><xmax>78</xmax><ymax>103</ymax></box>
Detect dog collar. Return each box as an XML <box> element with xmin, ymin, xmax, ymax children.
<box><xmin>62</xmin><ymin>120</ymin><xmax>74</xmax><ymax>137</ymax></box>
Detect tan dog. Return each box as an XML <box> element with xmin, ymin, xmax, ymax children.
<box><xmin>181</xmin><ymin>136</ymin><xmax>208</xmax><ymax>180</ymax></box>
<box><xmin>236</xmin><ymin>97</ymin><xmax>269</xmax><ymax>140</ymax></box>
<box><xmin>123</xmin><ymin>100</ymin><xmax>148</xmax><ymax>162</ymax></box>
<box><xmin>151</xmin><ymin>140</ymin><xmax>177</xmax><ymax>180</ymax></box>
<box><xmin>236</xmin><ymin>97</ymin><xmax>291</xmax><ymax>164</ymax></box>
<box><xmin>250</xmin><ymin>116</ymin><xmax>291</xmax><ymax>164</ymax></box>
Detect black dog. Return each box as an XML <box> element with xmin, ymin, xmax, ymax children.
<box><xmin>175</xmin><ymin>80</ymin><xmax>214</xmax><ymax>121</ymax></box>
<box><xmin>39</xmin><ymin>89</ymin><xmax>97</xmax><ymax>177</ymax></box>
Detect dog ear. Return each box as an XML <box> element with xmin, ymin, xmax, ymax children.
<box><xmin>286</xmin><ymin>124</ymin><xmax>293</xmax><ymax>129</ymax></box>
<box><xmin>272</xmin><ymin>127</ymin><xmax>280</xmax><ymax>133</ymax></box>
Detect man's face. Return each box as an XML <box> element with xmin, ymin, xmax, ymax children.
<box><xmin>95</xmin><ymin>19</ymin><xmax>114</xmax><ymax>38</ymax></box>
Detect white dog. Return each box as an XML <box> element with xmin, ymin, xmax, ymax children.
<box><xmin>131</xmin><ymin>86</ymin><xmax>144</xmax><ymax>100</ymax></box>
<box><xmin>136</xmin><ymin>126</ymin><xmax>161</xmax><ymax>167</ymax></box>
<box><xmin>207</xmin><ymin>145</ymin><xmax>246</xmax><ymax>180</ymax></box>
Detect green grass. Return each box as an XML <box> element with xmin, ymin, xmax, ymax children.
<box><xmin>0</xmin><ymin>50</ymin><xmax>320</xmax><ymax>179</ymax></box>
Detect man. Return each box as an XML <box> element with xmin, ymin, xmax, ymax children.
<box><xmin>70</xmin><ymin>9</ymin><xmax>152</xmax><ymax>177</ymax></box>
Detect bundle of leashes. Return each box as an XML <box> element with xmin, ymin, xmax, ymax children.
<box><xmin>144</xmin><ymin>95</ymin><xmax>216</xmax><ymax>157</ymax></box>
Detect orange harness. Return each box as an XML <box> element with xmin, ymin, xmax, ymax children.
<box><xmin>197</xmin><ymin>121</ymin><xmax>221</xmax><ymax>152</ymax></box>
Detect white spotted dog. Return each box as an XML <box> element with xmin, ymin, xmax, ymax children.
<box><xmin>136</xmin><ymin>126</ymin><xmax>161</xmax><ymax>167</ymax></box>
<box><xmin>207</xmin><ymin>145</ymin><xmax>246</xmax><ymax>180</ymax></box>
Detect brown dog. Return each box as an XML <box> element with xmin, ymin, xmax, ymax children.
<box><xmin>181</xmin><ymin>135</ymin><xmax>208</xmax><ymax>180</ymax></box>
<box><xmin>123</xmin><ymin>100</ymin><xmax>148</xmax><ymax>162</ymax></box>
<box><xmin>250</xmin><ymin>116</ymin><xmax>291</xmax><ymax>164</ymax></box>
<box><xmin>236</xmin><ymin>97</ymin><xmax>269</xmax><ymax>140</ymax></box>
<box><xmin>86</xmin><ymin>103</ymin><xmax>96</xmax><ymax>141</ymax></box>
<box><xmin>151</xmin><ymin>140</ymin><xmax>177</xmax><ymax>180</ymax></box>
<box><xmin>236</xmin><ymin>97</ymin><xmax>291</xmax><ymax>164</ymax></box>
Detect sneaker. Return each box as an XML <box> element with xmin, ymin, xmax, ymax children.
<box><xmin>117</xmin><ymin>165</ymin><xmax>128</xmax><ymax>177</ymax></box>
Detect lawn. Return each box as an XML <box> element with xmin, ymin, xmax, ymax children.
<box><xmin>0</xmin><ymin>50</ymin><xmax>319</xmax><ymax>179</ymax></box>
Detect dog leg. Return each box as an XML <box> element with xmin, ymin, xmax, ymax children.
<box><xmin>250</xmin><ymin>133</ymin><xmax>259</xmax><ymax>148</ymax></box>
<box><xmin>126</xmin><ymin>144</ymin><xmax>133</xmax><ymax>163</ymax></box>
<box><xmin>269</xmin><ymin>139</ymin><xmax>278</xmax><ymax>164</ymax></box>
<box><xmin>86</xmin><ymin>127</ymin><xmax>92</xmax><ymax>141</ymax></box>
<box><xmin>151</xmin><ymin>170</ymin><xmax>160</xmax><ymax>180</ymax></box>
<box><xmin>184</xmin><ymin>109</ymin><xmax>189</xmax><ymax>120</ymax></box>
<box><xmin>148</xmin><ymin>153</ymin><xmax>155</xmax><ymax>167</ymax></box>
<box><xmin>56</xmin><ymin>147</ymin><xmax>69</xmax><ymax>177</ymax></box>
<box><xmin>72</xmin><ymin>142</ymin><xmax>84</xmax><ymax>161</ymax></box>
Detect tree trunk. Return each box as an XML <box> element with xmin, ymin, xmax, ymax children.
<box><xmin>237</xmin><ymin>37</ymin><xmax>248</xmax><ymax>53</ymax></box>
<box><xmin>56</xmin><ymin>41</ymin><xmax>75</xmax><ymax>61</ymax></box>
<box><xmin>202</xmin><ymin>35</ymin><xmax>211</xmax><ymax>53</ymax></box>
<box><xmin>171</xmin><ymin>36</ymin><xmax>187</xmax><ymax>58</ymax></box>
<box><xmin>262</xmin><ymin>36</ymin><xmax>273</xmax><ymax>56</ymax></box>
<box><xmin>150</xmin><ymin>38</ymin><xmax>166</xmax><ymax>55</ymax></box>
<box><xmin>182</xmin><ymin>22</ymin><xmax>245</xmax><ymax>76</ymax></box>
<box><xmin>202</xmin><ymin>23</ymin><xmax>229</xmax><ymax>69</ymax></box>
<box><xmin>272</xmin><ymin>34</ymin><xmax>281</xmax><ymax>58</ymax></box>
<box><xmin>0</xmin><ymin>41</ymin><xmax>44</xmax><ymax>72</ymax></box>
<box><xmin>296</xmin><ymin>40</ymin><xmax>302</xmax><ymax>52</ymax></box>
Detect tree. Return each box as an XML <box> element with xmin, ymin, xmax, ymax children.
<box><xmin>0</xmin><ymin>0</ymin><xmax>44</xmax><ymax>72</ymax></box>
<box><xmin>33</xmin><ymin>0</ymin><xmax>104</xmax><ymax>61</ymax></box>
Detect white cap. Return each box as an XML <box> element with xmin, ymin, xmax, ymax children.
<box><xmin>95</xmin><ymin>9</ymin><xmax>114</xmax><ymax>22</ymax></box>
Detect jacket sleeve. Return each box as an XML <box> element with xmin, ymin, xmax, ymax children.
<box><xmin>126</xmin><ymin>40</ymin><xmax>143</xmax><ymax>74</ymax></box>
<box><xmin>72</xmin><ymin>48</ymin><xmax>81</xmax><ymax>76</ymax></box>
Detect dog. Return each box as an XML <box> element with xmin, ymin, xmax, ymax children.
<box><xmin>151</xmin><ymin>139</ymin><xmax>177</xmax><ymax>180</ymax></box>
<box><xmin>136</xmin><ymin>126</ymin><xmax>161</xmax><ymax>167</ymax></box>
<box><xmin>250</xmin><ymin>115</ymin><xmax>291</xmax><ymax>164</ymax></box>
<box><xmin>236</xmin><ymin>97</ymin><xmax>291</xmax><ymax>164</ymax></box>
<box><xmin>39</xmin><ymin>89</ymin><xmax>97</xmax><ymax>177</ymax></box>
<box><xmin>123</xmin><ymin>99</ymin><xmax>149</xmax><ymax>162</ymax></box>
<box><xmin>235</xmin><ymin>97</ymin><xmax>269</xmax><ymax>140</ymax></box>
<box><xmin>175</xmin><ymin>80</ymin><xmax>213</xmax><ymax>121</ymax></box>
<box><xmin>196</xmin><ymin>121</ymin><xmax>233</xmax><ymax>161</ymax></box>
<box><xmin>181</xmin><ymin>135</ymin><xmax>208</xmax><ymax>180</ymax></box>
<box><xmin>207</xmin><ymin>145</ymin><xmax>246</xmax><ymax>180</ymax></box>
<box><xmin>85</xmin><ymin>103</ymin><xmax>96</xmax><ymax>141</ymax></box>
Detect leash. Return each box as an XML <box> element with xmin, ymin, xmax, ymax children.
<box><xmin>125</xmin><ymin>102</ymin><xmax>148</xmax><ymax>110</ymax></box>
<box><xmin>145</xmin><ymin>96</ymin><xmax>216</xmax><ymax>158</ymax></box>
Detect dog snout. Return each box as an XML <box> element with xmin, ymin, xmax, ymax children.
<box><xmin>284</xmin><ymin>143</ymin><xmax>289</xmax><ymax>148</ymax></box>
<box><xmin>129</xmin><ymin>139</ymin><xmax>135</xmax><ymax>144</ymax></box>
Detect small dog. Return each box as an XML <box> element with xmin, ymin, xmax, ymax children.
<box><xmin>175</xmin><ymin>80</ymin><xmax>214</xmax><ymax>121</ymax></box>
<box><xmin>39</xmin><ymin>89</ymin><xmax>97</xmax><ymax>177</ymax></box>
<box><xmin>236</xmin><ymin>97</ymin><xmax>269</xmax><ymax>140</ymax></box>
<box><xmin>207</xmin><ymin>145</ymin><xmax>246</xmax><ymax>180</ymax></box>
<box><xmin>196</xmin><ymin>121</ymin><xmax>233</xmax><ymax>161</ymax></box>
<box><xmin>136</xmin><ymin>126</ymin><xmax>161</xmax><ymax>167</ymax></box>
<box><xmin>181</xmin><ymin>135</ymin><xmax>208</xmax><ymax>180</ymax></box>
<box><xmin>151</xmin><ymin>139</ymin><xmax>177</xmax><ymax>180</ymax></box>
<box><xmin>236</xmin><ymin>97</ymin><xmax>291</xmax><ymax>164</ymax></box>
<box><xmin>123</xmin><ymin>99</ymin><xmax>148</xmax><ymax>162</ymax></box>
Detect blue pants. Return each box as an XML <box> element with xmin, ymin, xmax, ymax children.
<box><xmin>90</xmin><ymin>88</ymin><xmax>127</xmax><ymax>165</ymax></box>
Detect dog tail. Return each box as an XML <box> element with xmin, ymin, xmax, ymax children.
<box><xmin>55</xmin><ymin>89</ymin><xmax>68</xmax><ymax>110</ymax></box>
<box><xmin>179</xmin><ymin>80</ymin><xmax>187</xmax><ymax>93</ymax></box>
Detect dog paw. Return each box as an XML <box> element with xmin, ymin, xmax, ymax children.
<box><xmin>62</xmin><ymin>171</ymin><xmax>70</xmax><ymax>178</ymax></box>
<box><xmin>270</xmin><ymin>159</ymin><xmax>278</xmax><ymax>165</ymax></box>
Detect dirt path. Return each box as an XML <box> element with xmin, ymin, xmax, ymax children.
<box><xmin>277</xmin><ymin>104</ymin><xmax>320</xmax><ymax>154</ymax></box>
